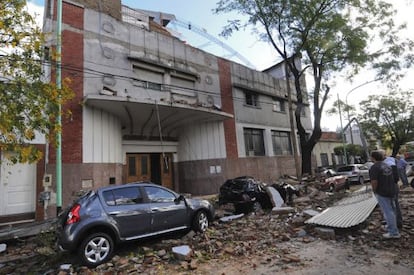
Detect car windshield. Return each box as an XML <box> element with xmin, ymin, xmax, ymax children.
<box><xmin>337</xmin><ymin>166</ymin><xmax>354</xmax><ymax>172</ymax></box>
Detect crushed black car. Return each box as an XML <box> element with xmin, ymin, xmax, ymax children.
<box><xmin>218</xmin><ymin>176</ymin><xmax>300</xmax><ymax>213</ymax></box>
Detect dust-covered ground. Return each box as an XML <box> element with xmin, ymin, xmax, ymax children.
<box><xmin>1</xmin><ymin>182</ymin><xmax>414</xmax><ymax>275</ymax></box>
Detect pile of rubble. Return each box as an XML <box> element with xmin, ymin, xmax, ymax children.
<box><xmin>1</xmin><ymin>180</ymin><xmax>414</xmax><ymax>274</ymax></box>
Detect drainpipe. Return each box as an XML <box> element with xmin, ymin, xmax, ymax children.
<box><xmin>56</xmin><ymin>0</ymin><xmax>63</xmax><ymax>215</ymax></box>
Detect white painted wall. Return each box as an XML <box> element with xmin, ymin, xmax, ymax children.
<box><xmin>0</xmin><ymin>155</ymin><xmax>36</xmax><ymax>215</ymax></box>
<box><xmin>83</xmin><ymin>107</ymin><xmax>123</xmax><ymax>163</ymax></box>
<box><xmin>177</xmin><ymin>121</ymin><xmax>226</xmax><ymax>161</ymax></box>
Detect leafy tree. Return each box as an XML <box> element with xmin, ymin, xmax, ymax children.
<box><xmin>334</xmin><ymin>143</ymin><xmax>366</xmax><ymax>163</ymax></box>
<box><xmin>359</xmin><ymin>89</ymin><xmax>414</xmax><ymax>156</ymax></box>
<box><xmin>326</xmin><ymin>99</ymin><xmax>356</xmax><ymax>119</ymax></box>
<box><xmin>0</xmin><ymin>0</ymin><xmax>73</xmax><ymax>163</ymax></box>
<box><xmin>214</xmin><ymin>0</ymin><xmax>414</xmax><ymax>175</ymax></box>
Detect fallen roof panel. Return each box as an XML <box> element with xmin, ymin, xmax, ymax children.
<box><xmin>305</xmin><ymin>189</ymin><xmax>377</xmax><ymax>228</ymax></box>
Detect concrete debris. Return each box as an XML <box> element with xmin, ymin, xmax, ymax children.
<box><xmin>271</xmin><ymin>206</ymin><xmax>295</xmax><ymax>214</ymax></box>
<box><xmin>172</xmin><ymin>245</ymin><xmax>193</xmax><ymax>261</ymax></box>
<box><xmin>314</xmin><ymin>227</ymin><xmax>336</xmax><ymax>240</ymax></box>
<box><xmin>219</xmin><ymin>213</ymin><xmax>244</xmax><ymax>222</ymax></box>
<box><xmin>265</xmin><ymin>186</ymin><xmax>284</xmax><ymax>207</ymax></box>
<box><xmin>0</xmin><ymin>244</ymin><xmax>6</xmax><ymax>253</ymax></box>
<box><xmin>1</xmin><ymin>179</ymin><xmax>414</xmax><ymax>274</ymax></box>
<box><xmin>303</xmin><ymin>209</ymin><xmax>320</xmax><ymax>217</ymax></box>
<box><xmin>60</xmin><ymin>264</ymin><xmax>72</xmax><ymax>270</ymax></box>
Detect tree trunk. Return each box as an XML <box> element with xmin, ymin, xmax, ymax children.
<box><xmin>301</xmin><ymin>144</ymin><xmax>313</xmax><ymax>175</ymax></box>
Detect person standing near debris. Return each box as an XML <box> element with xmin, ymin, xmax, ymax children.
<box><xmin>384</xmin><ymin>155</ymin><xmax>403</xmax><ymax>229</ymax></box>
<box><xmin>396</xmin><ymin>155</ymin><xmax>409</xmax><ymax>188</ymax></box>
<box><xmin>369</xmin><ymin>151</ymin><xmax>400</xmax><ymax>239</ymax></box>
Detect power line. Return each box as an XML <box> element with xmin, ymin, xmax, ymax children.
<box><xmin>0</xmin><ymin>55</ymin><xmax>302</xmax><ymax>109</ymax></box>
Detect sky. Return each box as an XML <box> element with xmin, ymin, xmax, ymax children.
<box><xmin>27</xmin><ymin>0</ymin><xmax>414</xmax><ymax>131</ymax></box>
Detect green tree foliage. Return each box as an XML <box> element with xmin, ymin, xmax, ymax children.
<box><xmin>0</xmin><ymin>0</ymin><xmax>73</xmax><ymax>163</ymax></box>
<box><xmin>359</xmin><ymin>89</ymin><xmax>414</xmax><ymax>156</ymax></box>
<box><xmin>214</xmin><ymin>0</ymin><xmax>414</xmax><ymax>175</ymax></box>
<box><xmin>334</xmin><ymin>143</ymin><xmax>366</xmax><ymax>163</ymax></box>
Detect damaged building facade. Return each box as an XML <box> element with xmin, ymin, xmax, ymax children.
<box><xmin>0</xmin><ymin>0</ymin><xmax>313</xmax><ymax>224</ymax></box>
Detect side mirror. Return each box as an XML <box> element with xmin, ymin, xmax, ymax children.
<box><xmin>175</xmin><ymin>194</ymin><xmax>185</xmax><ymax>204</ymax></box>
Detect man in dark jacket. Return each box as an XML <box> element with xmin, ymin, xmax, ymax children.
<box><xmin>370</xmin><ymin>151</ymin><xmax>400</xmax><ymax>239</ymax></box>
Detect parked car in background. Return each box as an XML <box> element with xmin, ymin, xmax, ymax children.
<box><xmin>58</xmin><ymin>182</ymin><xmax>215</xmax><ymax>267</ymax></box>
<box><xmin>319</xmin><ymin>175</ymin><xmax>349</xmax><ymax>192</ymax></box>
<box><xmin>315</xmin><ymin>167</ymin><xmax>337</xmax><ymax>178</ymax></box>
<box><xmin>336</xmin><ymin>164</ymin><xmax>370</xmax><ymax>184</ymax></box>
<box><xmin>363</xmin><ymin>161</ymin><xmax>374</xmax><ymax>169</ymax></box>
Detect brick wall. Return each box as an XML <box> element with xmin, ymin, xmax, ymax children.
<box><xmin>49</xmin><ymin>2</ymin><xmax>83</xmax><ymax>164</ymax></box>
<box><xmin>218</xmin><ymin>58</ymin><xmax>238</xmax><ymax>159</ymax></box>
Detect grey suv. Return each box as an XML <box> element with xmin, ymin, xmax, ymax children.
<box><xmin>58</xmin><ymin>182</ymin><xmax>215</xmax><ymax>267</ymax></box>
<box><xmin>336</xmin><ymin>164</ymin><xmax>370</xmax><ymax>184</ymax></box>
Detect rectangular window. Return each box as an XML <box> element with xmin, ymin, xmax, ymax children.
<box><xmin>245</xmin><ymin>91</ymin><xmax>259</xmax><ymax>107</ymax></box>
<box><xmin>171</xmin><ymin>76</ymin><xmax>195</xmax><ymax>90</ymax></box>
<box><xmin>244</xmin><ymin>128</ymin><xmax>265</xmax><ymax>156</ymax></box>
<box><xmin>320</xmin><ymin>153</ymin><xmax>329</xmax><ymax>167</ymax></box>
<box><xmin>141</xmin><ymin>155</ymin><xmax>148</xmax><ymax>175</ymax></box>
<box><xmin>271</xmin><ymin>131</ymin><xmax>292</xmax><ymax>155</ymax></box>
<box><xmin>133</xmin><ymin>66</ymin><xmax>163</xmax><ymax>90</ymax></box>
<box><xmin>272</xmin><ymin>98</ymin><xmax>285</xmax><ymax>112</ymax></box>
<box><xmin>128</xmin><ymin>156</ymin><xmax>136</xmax><ymax>176</ymax></box>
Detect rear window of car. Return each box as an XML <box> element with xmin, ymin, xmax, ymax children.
<box><xmin>103</xmin><ymin>187</ymin><xmax>143</xmax><ymax>206</ymax></box>
<box><xmin>337</xmin><ymin>166</ymin><xmax>353</xmax><ymax>172</ymax></box>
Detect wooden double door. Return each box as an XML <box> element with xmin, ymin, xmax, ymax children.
<box><xmin>126</xmin><ymin>153</ymin><xmax>173</xmax><ymax>189</ymax></box>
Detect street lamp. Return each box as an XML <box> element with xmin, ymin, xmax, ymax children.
<box><xmin>344</xmin><ymin>78</ymin><xmax>382</xmax><ymax>146</ymax></box>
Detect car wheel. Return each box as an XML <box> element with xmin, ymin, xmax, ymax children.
<box><xmin>329</xmin><ymin>184</ymin><xmax>335</xmax><ymax>192</ymax></box>
<box><xmin>193</xmin><ymin>211</ymin><xmax>209</xmax><ymax>233</ymax></box>
<box><xmin>79</xmin><ymin>232</ymin><xmax>114</xmax><ymax>267</ymax></box>
<box><xmin>358</xmin><ymin>176</ymin><xmax>364</xmax><ymax>185</ymax></box>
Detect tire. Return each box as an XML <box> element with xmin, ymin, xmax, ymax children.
<box><xmin>358</xmin><ymin>176</ymin><xmax>364</xmax><ymax>185</ymax></box>
<box><xmin>79</xmin><ymin>232</ymin><xmax>114</xmax><ymax>267</ymax></box>
<box><xmin>329</xmin><ymin>184</ymin><xmax>335</xmax><ymax>192</ymax></box>
<box><xmin>193</xmin><ymin>211</ymin><xmax>209</xmax><ymax>233</ymax></box>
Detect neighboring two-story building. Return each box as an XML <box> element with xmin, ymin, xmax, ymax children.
<box><xmin>0</xmin><ymin>0</ymin><xmax>313</xmax><ymax>224</ymax></box>
<box><xmin>313</xmin><ymin>131</ymin><xmax>344</xmax><ymax>169</ymax></box>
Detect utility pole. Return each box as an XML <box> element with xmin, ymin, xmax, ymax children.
<box><xmin>56</xmin><ymin>0</ymin><xmax>63</xmax><ymax>215</ymax></box>
<box><xmin>337</xmin><ymin>93</ymin><xmax>348</xmax><ymax>165</ymax></box>
<box><xmin>285</xmin><ymin>60</ymin><xmax>301</xmax><ymax>179</ymax></box>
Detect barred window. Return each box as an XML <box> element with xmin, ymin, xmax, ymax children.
<box><xmin>244</xmin><ymin>128</ymin><xmax>265</xmax><ymax>156</ymax></box>
<box><xmin>271</xmin><ymin>131</ymin><xmax>292</xmax><ymax>155</ymax></box>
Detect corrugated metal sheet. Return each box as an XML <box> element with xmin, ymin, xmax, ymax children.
<box><xmin>305</xmin><ymin>188</ymin><xmax>377</xmax><ymax>228</ymax></box>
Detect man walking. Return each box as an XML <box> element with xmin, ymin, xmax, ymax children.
<box><xmin>369</xmin><ymin>151</ymin><xmax>400</xmax><ymax>239</ymax></box>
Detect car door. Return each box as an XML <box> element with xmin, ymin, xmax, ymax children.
<box><xmin>359</xmin><ymin>165</ymin><xmax>370</xmax><ymax>180</ymax></box>
<box><xmin>101</xmin><ymin>186</ymin><xmax>152</xmax><ymax>240</ymax></box>
<box><xmin>143</xmin><ymin>186</ymin><xmax>189</xmax><ymax>233</ymax></box>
